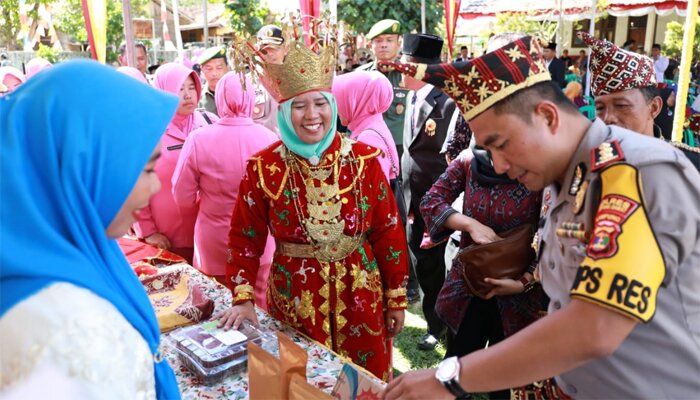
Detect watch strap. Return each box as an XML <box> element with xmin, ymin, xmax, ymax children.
<box><xmin>443</xmin><ymin>378</ymin><xmax>471</xmax><ymax>399</ymax></box>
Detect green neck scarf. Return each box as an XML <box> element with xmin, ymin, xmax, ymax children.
<box><xmin>277</xmin><ymin>91</ymin><xmax>338</xmax><ymax>165</ymax></box>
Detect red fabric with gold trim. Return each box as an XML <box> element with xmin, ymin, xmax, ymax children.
<box><xmin>225</xmin><ymin>134</ymin><xmax>409</xmax><ymax>381</ymax></box>
<box><xmin>377</xmin><ymin>36</ymin><xmax>551</xmax><ymax>120</ymax></box>
<box><xmin>578</xmin><ymin>32</ymin><xmax>656</xmax><ymax>96</ymax></box>
<box><xmin>590</xmin><ymin>140</ymin><xmax>625</xmax><ymax>172</ymax></box>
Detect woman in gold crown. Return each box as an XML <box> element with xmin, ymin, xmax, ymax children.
<box><xmin>215</xmin><ymin>36</ymin><xmax>409</xmax><ymax>380</ymax></box>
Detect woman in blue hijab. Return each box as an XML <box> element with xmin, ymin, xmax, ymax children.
<box><xmin>0</xmin><ymin>61</ymin><xmax>181</xmax><ymax>399</ymax></box>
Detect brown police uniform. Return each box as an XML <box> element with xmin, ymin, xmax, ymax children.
<box><xmin>535</xmin><ymin>118</ymin><xmax>700</xmax><ymax>398</ymax></box>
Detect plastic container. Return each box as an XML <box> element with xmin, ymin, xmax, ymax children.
<box><xmin>168</xmin><ymin>321</ymin><xmax>272</xmax><ymax>385</ymax></box>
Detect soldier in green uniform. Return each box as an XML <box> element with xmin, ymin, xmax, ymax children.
<box><xmin>358</xmin><ymin>19</ymin><xmax>409</xmax><ymax>159</ymax></box>
<box><xmin>197</xmin><ymin>46</ymin><xmax>229</xmax><ymax>117</ymax></box>
<box><xmin>380</xmin><ymin>35</ymin><xmax>700</xmax><ymax>400</ymax></box>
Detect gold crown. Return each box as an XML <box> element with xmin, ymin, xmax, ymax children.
<box><xmin>258</xmin><ymin>41</ymin><xmax>337</xmax><ymax>103</ymax></box>
<box><xmin>231</xmin><ymin>14</ymin><xmax>338</xmax><ymax>103</ymax></box>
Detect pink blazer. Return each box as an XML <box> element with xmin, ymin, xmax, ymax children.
<box><xmin>133</xmin><ymin>112</ymin><xmax>214</xmax><ymax>249</ymax></box>
<box><xmin>172</xmin><ymin>117</ymin><xmax>277</xmax><ymax>276</ymax></box>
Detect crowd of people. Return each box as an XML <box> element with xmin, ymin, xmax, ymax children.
<box><xmin>2</xmin><ymin>14</ymin><xmax>700</xmax><ymax>400</ymax></box>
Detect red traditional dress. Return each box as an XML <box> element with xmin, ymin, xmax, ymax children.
<box><xmin>226</xmin><ymin>133</ymin><xmax>408</xmax><ymax>380</ymax></box>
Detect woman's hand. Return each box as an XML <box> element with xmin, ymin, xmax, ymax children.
<box><xmin>483</xmin><ymin>273</ymin><xmax>534</xmax><ymax>299</ymax></box>
<box><xmin>385</xmin><ymin>309</ymin><xmax>405</xmax><ymax>338</ymax></box>
<box><xmin>464</xmin><ymin>219</ymin><xmax>501</xmax><ymax>244</ymax></box>
<box><xmin>145</xmin><ymin>232</ymin><xmax>171</xmax><ymax>249</ymax></box>
<box><xmin>212</xmin><ymin>301</ymin><xmax>259</xmax><ymax>330</ymax></box>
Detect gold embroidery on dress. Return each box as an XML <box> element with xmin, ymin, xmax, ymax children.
<box><xmin>256</xmin><ymin>157</ymin><xmax>288</xmax><ymax>200</ymax></box>
<box><xmin>319</xmin><ymin>262</ymin><xmax>331</xmax><ymax>348</ymax></box>
<box><xmin>362</xmin><ymin>323</ymin><xmax>383</xmax><ymax>336</ymax></box>
<box><xmin>295</xmin><ymin>290</ymin><xmax>316</xmax><ymax>325</ymax></box>
<box><xmin>335</xmin><ymin>262</ymin><xmax>348</xmax><ymax>345</ymax></box>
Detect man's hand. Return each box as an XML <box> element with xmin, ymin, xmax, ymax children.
<box><xmin>383</xmin><ymin>368</ymin><xmax>451</xmax><ymax>400</ymax></box>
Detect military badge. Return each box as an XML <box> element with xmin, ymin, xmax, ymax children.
<box><xmin>395</xmin><ymin>104</ymin><xmax>405</xmax><ymax>115</ymax></box>
<box><xmin>573</xmin><ymin>181</ymin><xmax>588</xmax><ymax>215</ymax></box>
<box><xmin>568</xmin><ymin>163</ymin><xmax>587</xmax><ymax>196</ymax></box>
<box><xmin>586</xmin><ymin>194</ymin><xmax>639</xmax><ymax>259</ymax></box>
<box><xmin>425</xmin><ymin>118</ymin><xmax>437</xmax><ymax>136</ymax></box>
<box><xmin>591</xmin><ymin>140</ymin><xmax>625</xmax><ymax>171</ymax></box>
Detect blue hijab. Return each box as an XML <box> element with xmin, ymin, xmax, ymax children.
<box><xmin>0</xmin><ymin>61</ymin><xmax>181</xmax><ymax>399</ymax></box>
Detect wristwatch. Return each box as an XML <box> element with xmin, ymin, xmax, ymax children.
<box><xmin>435</xmin><ymin>356</ymin><xmax>471</xmax><ymax>399</ymax></box>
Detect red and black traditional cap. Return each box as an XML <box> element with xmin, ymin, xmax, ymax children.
<box><xmin>378</xmin><ymin>36</ymin><xmax>550</xmax><ymax>120</ymax></box>
<box><xmin>578</xmin><ymin>32</ymin><xmax>656</xmax><ymax>96</ymax></box>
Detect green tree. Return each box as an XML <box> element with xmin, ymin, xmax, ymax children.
<box><xmin>36</xmin><ymin>43</ymin><xmax>60</xmax><ymax>62</ymax></box>
<box><xmin>53</xmin><ymin>0</ymin><xmax>149</xmax><ymax>48</ymax></box>
<box><xmin>663</xmin><ymin>20</ymin><xmax>700</xmax><ymax>60</ymax></box>
<box><xmin>491</xmin><ymin>12</ymin><xmax>558</xmax><ymax>39</ymax></box>
<box><xmin>0</xmin><ymin>0</ymin><xmax>55</xmax><ymax>50</ymax></box>
<box><xmin>225</xmin><ymin>0</ymin><xmax>271</xmax><ymax>36</ymax></box>
<box><xmin>338</xmin><ymin>0</ymin><xmax>444</xmax><ymax>36</ymax></box>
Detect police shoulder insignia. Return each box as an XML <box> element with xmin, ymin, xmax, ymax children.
<box><xmin>591</xmin><ymin>140</ymin><xmax>624</xmax><ymax>171</ymax></box>
<box><xmin>568</xmin><ymin>163</ymin><xmax>587</xmax><ymax>196</ymax></box>
<box><xmin>587</xmin><ymin>193</ymin><xmax>639</xmax><ymax>259</ymax></box>
<box><xmin>570</xmin><ymin>163</ymin><xmax>665</xmax><ymax>323</ymax></box>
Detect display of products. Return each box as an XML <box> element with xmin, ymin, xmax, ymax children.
<box><xmin>168</xmin><ymin>320</ymin><xmax>274</xmax><ymax>385</ymax></box>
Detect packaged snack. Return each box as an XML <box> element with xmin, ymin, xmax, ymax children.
<box><xmin>168</xmin><ymin>320</ymin><xmax>272</xmax><ymax>385</ymax></box>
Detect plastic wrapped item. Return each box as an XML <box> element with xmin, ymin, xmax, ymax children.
<box><xmin>168</xmin><ymin>320</ymin><xmax>273</xmax><ymax>385</ymax></box>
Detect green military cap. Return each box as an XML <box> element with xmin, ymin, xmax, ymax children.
<box><xmin>198</xmin><ymin>46</ymin><xmax>227</xmax><ymax>66</ymax></box>
<box><xmin>366</xmin><ymin>19</ymin><xmax>401</xmax><ymax>41</ymax></box>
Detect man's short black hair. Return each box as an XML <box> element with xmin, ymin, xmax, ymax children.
<box><xmin>490</xmin><ymin>81</ymin><xmax>580</xmax><ymax>122</ymax></box>
<box><xmin>652</xmin><ymin>43</ymin><xmax>662</xmax><ymax>50</ymax></box>
<box><xmin>460</xmin><ymin>46</ymin><xmax>467</xmax><ymax>50</ymax></box>
<box><xmin>119</xmin><ymin>41</ymin><xmax>147</xmax><ymax>56</ymax></box>
<box><xmin>639</xmin><ymin>85</ymin><xmax>659</xmax><ymax>102</ymax></box>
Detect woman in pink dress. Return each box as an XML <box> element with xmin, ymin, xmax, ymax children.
<box><xmin>332</xmin><ymin>70</ymin><xmax>399</xmax><ymax>181</ymax></box>
<box><xmin>133</xmin><ymin>63</ymin><xmax>217</xmax><ymax>262</ymax></box>
<box><xmin>172</xmin><ymin>72</ymin><xmax>277</xmax><ymax>307</ymax></box>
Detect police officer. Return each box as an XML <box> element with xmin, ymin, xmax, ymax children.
<box><xmin>358</xmin><ymin>19</ymin><xmax>409</xmax><ymax>159</ymax></box>
<box><xmin>579</xmin><ymin>32</ymin><xmax>700</xmax><ymax>171</ymax></box>
<box><xmin>381</xmin><ymin>35</ymin><xmax>700</xmax><ymax>399</ymax></box>
<box><xmin>197</xmin><ymin>45</ymin><xmax>229</xmax><ymax>116</ymax></box>
<box><xmin>252</xmin><ymin>25</ymin><xmax>287</xmax><ymax>133</ymax></box>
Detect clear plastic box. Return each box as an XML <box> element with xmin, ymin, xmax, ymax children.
<box><xmin>168</xmin><ymin>320</ymin><xmax>273</xmax><ymax>385</ymax></box>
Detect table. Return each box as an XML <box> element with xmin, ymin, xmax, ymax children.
<box><xmin>158</xmin><ymin>263</ymin><xmax>385</xmax><ymax>399</ymax></box>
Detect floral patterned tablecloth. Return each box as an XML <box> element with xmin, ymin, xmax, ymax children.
<box><xmin>158</xmin><ymin>263</ymin><xmax>384</xmax><ymax>399</ymax></box>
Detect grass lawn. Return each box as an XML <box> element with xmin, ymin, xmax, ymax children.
<box><xmin>392</xmin><ymin>301</ymin><xmax>445</xmax><ymax>375</ymax></box>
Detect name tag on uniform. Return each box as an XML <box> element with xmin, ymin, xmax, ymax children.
<box><xmin>167</xmin><ymin>144</ymin><xmax>183</xmax><ymax>151</ymax></box>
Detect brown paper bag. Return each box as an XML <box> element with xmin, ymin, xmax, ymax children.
<box><xmin>289</xmin><ymin>374</ymin><xmax>334</xmax><ymax>400</ymax></box>
<box><xmin>248</xmin><ymin>342</ymin><xmax>281</xmax><ymax>400</ymax></box>
<box><xmin>278</xmin><ymin>332</ymin><xmax>308</xmax><ymax>399</ymax></box>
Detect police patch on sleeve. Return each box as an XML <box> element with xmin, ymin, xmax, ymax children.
<box><xmin>570</xmin><ymin>163</ymin><xmax>665</xmax><ymax>323</ymax></box>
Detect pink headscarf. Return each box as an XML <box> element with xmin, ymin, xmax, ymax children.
<box><xmin>332</xmin><ymin>70</ymin><xmax>399</xmax><ymax>179</ymax></box>
<box><xmin>153</xmin><ymin>62</ymin><xmax>203</xmax><ymax>136</ymax></box>
<box><xmin>215</xmin><ymin>72</ymin><xmax>255</xmax><ymax>119</ymax></box>
<box><xmin>0</xmin><ymin>67</ymin><xmax>25</xmax><ymax>92</ymax></box>
<box><xmin>25</xmin><ymin>58</ymin><xmax>52</xmax><ymax>79</ymax></box>
<box><xmin>116</xmin><ymin>66</ymin><xmax>148</xmax><ymax>84</ymax></box>
<box><xmin>333</xmin><ymin>70</ymin><xmax>393</xmax><ymax>135</ymax></box>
